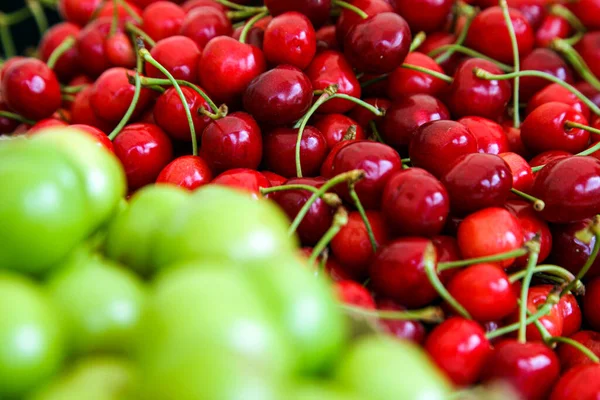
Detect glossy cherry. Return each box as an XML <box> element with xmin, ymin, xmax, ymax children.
<box><xmin>499</xmin><ymin>152</ymin><xmax>534</xmax><ymax>193</ymax></box>
<box><xmin>505</xmin><ymin>200</ymin><xmax>552</xmax><ymax>267</ymax></box>
<box><xmin>349</xmin><ymin>97</ymin><xmax>391</xmax><ymax>131</ymax></box>
<box><xmin>263</xmin><ymin>12</ymin><xmax>316</xmax><ymax>70</ymax></box>
<box><xmin>561</xmin><ymin>292</ymin><xmax>582</xmax><ymax>337</ymax></box>
<box><xmin>211</xmin><ymin>168</ymin><xmax>271</xmax><ymax>200</ymax></box>
<box><xmin>335</xmin><ymin>280</ymin><xmax>376</xmax><ymax>309</ymax></box>
<box><xmin>146</xmin><ymin>36</ymin><xmax>201</xmax><ymax>83</ymax></box>
<box><xmin>232</xmin><ymin>24</ymin><xmax>266</xmax><ymax>50</ymax></box>
<box><xmin>526</xmin><ymin>84</ymin><xmax>590</xmax><ymax>120</ymax></box>
<box><xmin>39</xmin><ymin>22</ymin><xmax>81</xmax><ymax>82</ymax></box>
<box><xmin>549</xmin><ymin>219</ymin><xmax>600</xmax><ymax>280</ymax></box>
<box><xmin>504</xmin><ymin>125</ymin><xmax>530</xmax><ymax>158</ymax></box>
<box><xmin>568</xmin><ymin>0</ymin><xmax>600</xmax><ymax>30</ymax></box>
<box><xmin>96</xmin><ymin>1</ymin><xmax>142</xmax><ymax>23</ymax></box>
<box><xmin>584</xmin><ymin>278</ymin><xmax>600</xmax><ymax>331</ymax></box>
<box><xmin>180</xmin><ymin>6</ymin><xmax>232</xmax><ymax>51</ymax></box>
<box><xmin>320</xmin><ymin>139</ymin><xmax>355</xmax><ymax>178</ymax></box>
<box><xmin>575</xmin><ymin>32</ymin><xmax>600</xmax><ymax>80</ymax></box>
<box><xmin>336</xmin><ymin>0</ymin><xmax>393</xmax><ymax>43</ymax></box>
<box><xmin>376</xmin><ymin>298</ymin><xmax>426</xmax><ymax>344</ymax></box>
<box><xmin>156</xmin><ymin>155</ymin><xmax>212</xmax><ymax>191</ymax></box>
<box><xmin>458</xmin><ymin>117</ymin><xmax>510</xmax><ymax>155</ymax></box>
<box><xmin>104</xmin><ymin>31</ymin><xmax>136</xmax><ymax>69</ymax></box>
<box><xmin>58</xmin><ymin>0</ymin><xmax>102</xmax><ymax>26</ymax></box>
<box><xmin>142</xmin><ymin>1</ymin><xmax>185</xmax><ymax>41</ymax></box>
<box><xmin>505</xmin><ymin>285</ymin><xmax>564</xmax><ymax>341</ymax></box>
<box><xmin>153</xmin><ymin>86</ymin><xmax>211</xmax><ymax>142</ymax></box>
<box><xmin>388</xmin><ymin>52</ymin><xmax>449</xmax><ymax>99</ymax></box>
<box><xmin>70</xmin><ymin>85</ymin><xmax>116</xmax><ymax>133</ymax></box>
<box><xmin>557</xmin><ymin>330</ymin><xmax>600</xmax><ymax>372</ymax></box>
<box><xmin>520</xmin><ymin>48</ymin><xmax>574</xmax><ymax>101</ymax></box>
<box><xmin>262</xmin><ymin>171</ymin><xmax>286</xmax><ymax>187</ymax></box>
<box><xmin>314</xmin><ymin>114</ymin><xmax>367</xmax><ymax>149</ymax></box>
<box><xmin>535</xmin><ymin>14</ymin><xmax>571</xmax><ymax>48</ymax></box>
<box><xmin>529</xmin><ymin>150</ymin><xmax>571</xmax><ymax>170</ymax></box>
<box><xmin>264</xmin><ymin>0</ymin><xmax>331</xmax><ymax>27</ymax></box>
<box><xmin>76</xmin><ymin>18</ymin><xmax>117</xmax><ymax>77</ymax></box>
<box><xmin>315</xmin><ymin>25</ymin><xmax>339</xmax><ymax>52</ymax></box>
<box><xmin>392</xmin><ymin>0</ymin><xmax>453</xmax><ymax>33</ymax></box>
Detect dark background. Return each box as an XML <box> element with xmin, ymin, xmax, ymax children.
<box><xmin>1</xmin><ymin>2</ymin><xmax>61</xmax><ymax>57</ymax></box>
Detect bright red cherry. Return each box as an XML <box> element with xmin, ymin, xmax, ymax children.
<box><xmin>376</xmin><ymin>298</ymin><xmax>426</xmax><ymax>343</ymax></box>
<box><xmin>70</xmin><ymin>86</ymin><xmax>115</xmax><ymax>133</ymax></box>
<box><xmin>96</xmin><ymin>1</ymin><xmax>142</xmax><ymax>23</ymax></box>
<box><xmin>499</xmin><ymin>152</ymin><xmax>534</xmax><ymax>193</ymax></box>
<box><xmin>549</xmin><ymin>219</ymin><xmax>600</xmax><ymax>280</ymax></box>
<box><xmin>349</xmin><ymin>97</ymin><xmax>391</xmax><ymax>132</ymax></box>
<box><xmin>584</xmin><ymin>278</ymin><xmax>600</xmax><ymax>331</ymax></box>
<box><xmin>59</xmin><ymin>0</ymin><xmax>102</xmax><ymax>26</ymax></box>
<box><xmin>504</xmin><ymin>125</ymin><xmax>530</xmax><ymax>158</ymax></box>
<box><xmin>1</xmin><ymin>58</ymin><xmax>61</xmax><ymax>121</ymax></box>
<box><xmin>535</xmin><ymin>14</ymin><xmax>571</xmax><ymax>48</ymax></box>
<box><xmin>314</xmin><ymin>114</ymin><xmax>367</xmax><ymax>150</ymax></box>
<box><xmin>39</xmin><ymin>22</ymin><xmax>81</xmax><ymax>82</ymax></box>
<box><xmin>232</xmin><ymin>23</ymin><xmax>266</xmax><ymax>50</ymax></box>
<box><xmin>76</xmin><ymin>18</ymin><xmax>116</xmax><ymax>77</ymax></box>
<box><xmin>526</xmin><ymin>84</ymin><xmax>590</xmax><ymax>120</ymax></box>
<box><xmin>211</xmin><ymin>168</ymin><xmax>271</xmax><ymax>200</ymax></box>
<box><xmin>392</xmin><ymin>0</ymin><xmax>453</xmax><ymax>32</ymax></box>
<box><xmin>458</xmin><ymin>116</ymin><xmax>510</xmax><ymax>155</ymax></box>
<box><xmin>103</xmin><ymin>32</ymin><xmax>135</xmax><ymax>69</ymax></box>
<box><xmin>142</xmin><ymin>1</ymin><xmax>185</xmax><ymax>42</ymax></box>
<box><xmin>505</xmin><ymin>285</ymin><xmax>564</xmax><ymax>341</ymax></box>
<box><xmin>180</xmin><ymin>6</ymin><xmax>232</xmax><ymax>51</ymax></box>
<box><xmin>557</xmin><ymin>331</ymin><xmax>600</xmax><ymax>372</ymax></box>
<box><xmin>263</xmin><ymin>12</ymin><xmax>316</xmax><ymax>70</ymax></box>
<box><xmin>529</xmin><ymin>150</ymin><xmax>571</xmax><ymax>170</ymax></box>
<box><xmin>146</xmin><ymin>36</ymin><xmax>201</xmax><ymax>83</ymax></box>
<box><xmin>520</xmin><ymin>48</ymin><xmax>574</xmax><ymax>101</ymax></box>
<box><xmin>153</xmin><ymin>86</ymin><xmax>211</xmax><ymax>142</ymax></box>
<box><xmin>568</xmin><ymin>0</ymin><xmax>600</xmax><ymax>30</ymax></box>
<box><xmin>264</xmin><ymin>0</ymin><xmax>331</xmax><ymax>27</ymax></box>
<box><xmin>336</xmin><ymin>0</ymin><xmax>393</xmax><ymax>44</ymax></box>
<box><xmin>335</xmin><ymin>280</ymin><xmax>376</xmax><ymax>309</ymax></box>
<box><xmin>425</xmin><ymin>317</ymin><xmax>491</xmax><ymax>386</ymax></box>
<box><xmin>113</xmin><ymin>123</ymin><xmax>173</xmax><ymax>190</ymax></box>
<box><xmin>156</xmin><ymin>155</ymin><xmax>213</xmax><ymax>191</ymax></box>
<box><xmin>0</xmin><ymin>97</ymin><xmax>20</xmax><ymax>134</ymax></box>
<box><xmin>550</xmin><ymin>364</ymin><xmax>600</xmax><ymax>400</ymax></box>
<box><xmin>388</xmin><ymin>52</ymin><xmax>449</xmax><ymax>98</ymax></box>
<box><xmin>504</xmin><ymin>200</ymin><xmax>552</xmax><ymax>267</ymax></box>
<box><xmin>560</xmin><ymin>292</ymin><xmax>582</xmax><ymax>337</ymax></box>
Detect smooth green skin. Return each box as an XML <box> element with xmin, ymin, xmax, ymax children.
<box><xmin>29</xmin><ymin>357</ymin><xmax>138</xmax><ymax>400</ymax></box>
<box><xmin>245</xmin><ymin>257</ymin><xmax>348</xmax><ymax>375</ymax></box>
<box><xmin>0</xmin><ymin>140</ymin><xmax>89</xmax><ymax>274</ymax></box>
<box><xmin>135</xmin><ymin>266</ymin><xmax>293</xmax><ymax>400</ymax></box>
<box><xmin>104</xmin><ymin>185</ymin><xmax>190</xmax><ymax>276</ymax></box>
<box><xmin>290</xmin><ymin>382</ymin><xmax>363</xmax><ymax>400</ymax></box>
<box><xmin>0</xmin><ymin>273</ymin><xmax>65</xmax><ymax>399</ymax></box>
<box><xmin>153</xmin><ymin>186</ymin><xmax>298</xmax><ymax>269</ymax></box>
<box><xmin>30</xmin><ymin>128</ymin><xmax>126</xmax><ymax>230</ymax></box>
<box><xmin>335</xmin><ymin>336</ymin><xmax>452</xmax><ymax>400</ymax></box>
<box><xmin>46</xmin><ymin>253</ymin><xmax>146</xmax><ymax>356</ymax></box>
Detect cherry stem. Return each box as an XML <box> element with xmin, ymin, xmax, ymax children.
<box><xmin>316</xmin><ymin>248</ymin><xmax>329</xmax><ymax>277</ymax></box>
<box><xmin>548</xmin><ymin>4</ymin><xmax>587</xmax><ymax>33</ymax></box>
<box><xmin>227</xmin><ymin>7</ymin><xmax>268</xmax><ymax>20</ymax></box>
<box><xmin>518</xmin><ymin>238</ymin><xmax>542</xmax><ymax>343</ymax></box>
<box><xmin>552</xmin><ymin>38</ymin><xmax>600</xmax><ymax>92</ymax></box>
<box><xmin>288</xmin><ymin>169</ymin><xmax>366</xmax><ymax>236</ymax></box>
<box><xmin>511</xmin><ymin>188</ymin><xmax>545</xmax><ymax>211</ymax></box>
<box><xmin>410</xmin><ymin>31</ymin><xmax>426</xmax><ymax>52</ymax></box>
<box><xmin>308</xmin><ymin>207</ymin><xmax>349</xmax><ymax>265</ymax></box>
<box><xmin>0</xmin><ymin>110</ymin><xmax>34</xmax><ymax>125</ymax></box>
<box><xmin>47</xmin><ymin>35</ymin><xmax>76</xmax><ymax>70</ymax></box>
<box><xmin>61</xmin><ymin>93</ymin><xmax>75</xmax><ymax>102</ymax></box>
<box><xmin>561</xmin><ymin>217</ymin><xmax>600</xmax><ymax>297</ymax></box>
<box><xmin>260</xmin><ymin>184</ymin><xmax>319</xmax><ymax>195</ymax></box>
<box><xmin>499</xmin><ymin>0</ymin><xmax>521</xmax><ymax>128</ymax></box>
<box><xmin>137</xmin><ymin>76</ymin><xmax>221</xmax><ymax>115</ymax></box>
<box><xmin>239</xmin><ymin>10</ymin><xmax>269</xmax><ymax>44</ymax></box>
<box><xmin>438</xmin><ymin>247</ymin><xmax>529</xmax><ymax>271</ymax></box>
<box><xmin>116</xmin><ymin>0</ymin><xmax>142</xmax><ymax>24</ymax></box>
<box><xmin>0</xmin><ymin>13</ymin><xmax>16</xmax><ymax>59</ymax></box>
<box><xmin>140</xmin><ymin>48</ymin><xmax>198</xmax><ymax>155</ymax></box>
<box><xmin>509</xmin><ymin>264</ymin><xmax>585</xmax><ymax>296</ymax></box>
<box><xmin>26</xmin><ymin>0</ymin><xmax>48</xmax><ymax>37</ymax></box>
<box><xmin>369</xmin><ymin>120</ymin><xmax>385</xmax><ymax>143</ymax></box>
<box><xmin>530</xmin><ymin>309</ymin><xmax>554</xmax><ymax>342</ymax></box>
<box><xmin>564</xmin><ymin>30</ymin><xmax>585</xmax><ymax>47</ymax></box>
<box><xmin>343</xmin><ymin>125</ymin><xmax>357</xmax><ymax>141</ymax></box>
<box><xmin>2</xmin><ymin>7</ymin><xmax>32</xmax><ymax>25</ymax></box>
<box><xmin>109</xmin><ymin>0</ymin><xmax>119</xmax><ymax>36</ymax></box>
<box><xmin>332</xmin><ymin>0</ymin><xmax>368</xmax><ymax>19</ymax></box>
<box><xmin>434</xmin><ymin>2</ymin><xmax>477</xmax><ymax>64</ymax></box>
<box><xmin>360</xmin><ymin>74</ymin><xmax>388</xmax><ymax>88</ymax></box>
<box><xmin>108</xmin><ymin>71</ymin><xmax>141</xmax><ymax>140</ymax></box>
<box><xmin>400</xmin><ymin>64</ymin><xmax>454</xmax><ymax>83</ymax></box>
<box><xmin>126</xmin><ymin>22</ymin><xmax>156</xmax><ymax>48</ymax></box>
<box><xmin>341</xmin><ymin>304</ymin><xmax>445</xmax><ymax>323</ymax></box>
<box><xmin>214</xmin><ymin>0</ymin><xmax>263</xmax><ymax>11</ymax></box>
<box><xmin>348</xmin><ymin>182</ymin><xmax>378</xmax><ymax>252</ymax></box>
<box><xmin>474</xmin><ymin>68</ymin><xmax>600</xmax><ymax>117</ymax></box>
<box><xmin>430</xmin><ymin>44</ymin><xmax>514</xmax><ymax>72</ymax></box>
<box><xmin>485</xmin><ymin>302</ymin><xmax>552</xmax><ymax>340</ymax></box>
<box><xmin>61</xmin><ymin>84</ymin><xmax>87</xmax><ymax>94</ymax></box>
<box><xmin>548</xmin><ymin>336</ymin><xmax>600</xmax><ymax>363</ymax></box>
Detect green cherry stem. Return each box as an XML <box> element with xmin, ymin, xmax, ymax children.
<box><xmin>332</xmin><ymin>0</ymin><xmax>368</xmax><ymax>19</ymax></box>
<box><xmin>500</xmin><ymin>0</ymin><xmax>521</xmax><ymax>128</ymax></box>
<box><xmin>548</xmin><ymin>336</ymin><xmax>600</xmax><ymax>363</ymax></box>
<box><xmin>348</xmin><ymin>182</ymin><xmax>378</xmax><ymax>252</ymax></box>
<box><xmin>213</xmin><ymin>0</ymin><xmax>263</xmax><ymax>11</ymax></box>
<box><xmin>561</xmin><ymin>216</ymin><xmax>600</xmax><ymax>297</ymax></box>
<box><xmin>530</xmin><ymin>310</ymin><xmax>554</xmax><ymax>342</ymax></box>
<box><xmin>3</xmin><ymin>7</ymin><xmax>32</xmax><ymax>25</ymax></box>
<box><xmin>509</xmin><ymin>264</ymin><xmax>585</xmax><ymax>295</ymax></box>
<box><xmin>401</xmin><ymin>63</ymin><xmax>454</xmax><ymax>83</ymax></box>
<box><xmin>369</xmin><ymin>120</ymin><xmax>385</xmax><ymax>143</ymax></box>
<box><xmin>0</xmin><ymin>14</ymin><xmax>16</xmax><ymax>59</ymax></box>
<box><xmin>239</xmin><ymin>10</ymin><xmax>269</xmax><ymax>44</ymax></box>
<box><xmin>548</xmin><ymin>4</ymin><xmax>587</xmax><ymax>33</ymax></box>
<box><xmin>61</xmin><ymin>84</ymin><xmax>88</xmax><ymax>94</ymax></box>
<box><xmin>26</xmin><ymin>0</ymin><xmax>49</xmax><ymax>37</ymax></box>
<box><xmin>473</xmin><ymin>68</ymin><xmax>600</xmax><ymax>117</ymax></box>
<box><xmin>410</xmin><ymin>31</ymin><xmax>427</xmax><ymax>52</ymax></box>
<box><xmin>227</xmin><ymin>7</ymin><xmax>268</xmax><ymax>20</ymax></box>
<box><xmin>424</xmin><ymin>243</ymin><xmax>472</xmax><ymax>319</ymax></box>
<box><xmin>308</xmin><ymin>207</ymin><xmax>349</xmax><ymax>265</ymax></box>
<box><xmin>564</xmin><ymin>30</ymin><xmax>585</xmax><ymax>47</ymax></box>
<box><xmin>342</xmin><ymin>304</ymin><xmax>445</xmax><ymax>323</ymax></box>
<box><xmin>485</xmin><ymin>302</ymin><xmax>553</xmax><ymax>340</ymax></box>
<box><xmin>429</xmin><ymin>44</ymin><xmax>514</xmax><ymax>72</ymax></box>
<box><xmin>518</xmin><ymin>238</ymin><xmax>541</xmax><ymax>343</ymax></box>
<box><xmin>125</xmin><ymin>22</ymin><xmax>157</xmax><ymax>48</ymax></box>
<box><xmin>434</xmin><ymin>2</ymin><xmax>477</xmax><ymax>64</ymax></box>
<box><xmin>108</xmin><ymin>71</ymin><xmax>141</xmax><ymax>140</ymax></box>
<box><xmin>46</xmin><ymin>35</ymin><xmax>76</xmax><ymax>69</ymax></box>
<box><xmin>0</xmin><ymin>110</ymin><xmax>35</xmax><ymax>125</ymax></box>
<box><xmin>511</xmin><ymin>188</ymin><xmax>545</xmax><ymax>211</ymax></box>
<box><xmin>552</xmin><ymin>38</ymin><xmax>600</xmax><ymax>92</ymax></box>
<box><xmin>109</xmin><ymin>0</ymin><xmax>119</xmax><ymax>36</ymax></box>
<box><xmin>136</xmin><ymin>76</ymin><xmax>221</xmax><ymax>115</ymax></box>
<box><xmin>438</xmin><ymin>247</ymin><xmax>529</xmax><ymax>271</ymax></box>
<box><xmin>260</xmin><ymin>184</ymin><xmax>320</xmax><ymax>195</ymax></box>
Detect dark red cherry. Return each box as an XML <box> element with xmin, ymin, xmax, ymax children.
<box><xmin>549</xmin><ymin>219</ymin><xmax>600</xmax><ymax>280</ymax></box>
<box><xmin>504</xmin><ymin>125</ymin><xmax>530</xmax><ymax>158</ymax></box>
<box><xmin>466</xmin><ymin>6</ymin><xmax>535</xmax><ymax>64</ymax></box>
<box><xmin>76</xmin><ymin>18</ymin><xmax>116</xmax><ymax>77</ymax></box>
<box><xmin>458</xmin><ymin>116</ymin><xmax>510</xmax><ymax>155</ymax></box>
<box><xmin>505</xmin><ymin>285</ymin><xmax>564</xmax><ymax>341</ymax></box>
<box><xmin>153</xmin><ymin>86</ymin><xmax>211</xmax><ymax>142</ymax></box>
<box><xmin>585</xmin><ymin>278</ymin><xmax>600</xmax><ymax>331</ymax></box>
<box><xmin>576</xmin><ymin>82</ymin><xmax>600</xmax><ymax>109</ymax></box>
<box><xmin>200</xmin><ymin>112</ymin><xmax>262</xmax><ymax>173</ymax></box>
<box><xmin>142</xmin><ymin>1</ymin><xmax>185</xmax><ymax>42</ymax></box>
<box><xmin>113</xmin><ymin>123</ymin><xmax>174</xmax><ymax>190</ymax></box>
<box><xmin>330</xmin><ymin>210</ymin><xmax>389</xmax><ymax>277</ymax></box>
<box><xmin>243</xmin><ymin>66</ymin><xmax>313</xmax><ymax>125</ymax></box>
<box><xmin>447</xmin><ymin>58</ymin><xmax>512</xmax><ymax>120</ymax></box>
<box><xmin>305</xmin><ymin>50</ymin><xmax>361</xmax><ymax>114</ymax></box>
<box><xmin>529</xmin><ymin>150</ymin><xmax>571</xmax><ymax>170</ymax></box>
<box><xmin>336</xmin><ymin>0</ymin><xmax>393</xmax><ymax>44</ymax></box>
<box><xmin>380</xmin><ymin>94</ymin><xmax>450</xmax><ymax>152</ymax></box>
<box><xmin>58</xmin><ymin>0</ymin><xmax>102</xmax><ymax>26</ymax></box>
<box><xmin>315</xmin><ymin>25</ymin><xmax>339</xmax><ymax>52</ymax></box>
<box><xmin>156</xmin><ymin>155</ymin><xmax>212</xmax><ymax>191</ymax></box>
<box><xmin>499</xmin><ymin>152</ymin><xmax>534</xmax><ymax>193</ymax></box>
<box><xmin>349</xmin><ymin>97</ymin><xmax>391</xmax><ymax>132</ymax></box>
<box><xmin>263</xmin><ymin>12</ymin><xmax>317</xmax><ymax>70</ymax></box>
<box><xmin>409</xmin><ymin>120</ymin><xmax>478</xmax><ymax>178</ymax></box>
<box><xmin>146</xmin><ymin>36</ymin><xmax>201</xmax><ymax>83</ymax></box>
<box><xmin>369</xmin><ymin>238</ymin><xmax>439</xmax><ymax>308</ymax></box>
<box><xmin>575</xmin><ymin>32</ymin><xmax>600</xmax><ymax>80</ymax></box>
<box><xmin>232</xmin><ymin>24</ymin><xmax>266</xmax><ymax>50</ymax></box>
<box><xmin>382</xmin><ymin>168</ymin><xmax>449</xmax><ymax>237</ymax></box>
<box><xmin>482</xmin><ymin>340</ymin><xmax>560</xmax><ymax>400</ymax></box>
<box><xmin>320</xmin><ymin>139</ymin><xmax>355</xmax><ymax>179</ymax></box>
<box><xmin>392</xmin><ymin>0</ymin><xmax>453</xmax><ymax>32</ymax></box>
<box><xmin>505</xmin><ymin>200</ymin><xmax>552</xmax><ymax>267</ymax></box>
<box><xmin>314</xmin><ymin>114</ymin><xmax>367</xmax><ymax>150</ymax></box>
<box><xmin>425</xmin><ymin>317</ymin><xmax>492</xmax><ymax>386</ymax></box>
<box><xmin>526</xmin><ymin>84</ymin><xmax>590</xmax><ymax>120</ymax></box>
<box><xmin>211</xmin><ymin>168</ymin><xmax>270</xmax><ymax>200</ymax></box>
<box><xmin>264</xmin><ymin>0</ymin><xmax>331</xmax><ymax>27</ymax></box>
<box><xmin>70</xmin><ymin>86</ymin><xmax>116</xmax><ymax>133</ymax></box>
<box><xmin>376</xmin><ymin>298</ymin><xmax>426</xmax><ymax>344</ymax></box>
<box><xmin>90</xmin><ymin>67</ymin><xmax>152</xmax><ymax>124</ymax></box>
<box><xmin>263</xmin><ymin>126</ymin><xmax>327</xmax><ymax>178</ymax></box>
<box><xmin>335</xmin><ymin>280</ymin><xmax>376</xmax><ymax>309</ymax></box>
<box><xmin>457</xmin><ymin>207</ymin><xmax>524</xmax><ymax>268</ymax></box>
<box><xmin>96</xmin><ymin>1</ymin><xmax>142</xmax><ymax>23</ymax></box>
<box><xmin>1</xmin><ymin>58</ymin><xmax>61</xmax><ymax>121</ymax></box>
<box><xmin>550</xmin><ymin>364</ymin><xmax>600</xmax><ymax>400</ymax></box>
<box><xmin>198</xmin><ymin>36</ymin><xmax>266</xmax><ymax>105</ymax></box>
<box><xmin>388</xmin><ymin>52</ymin><xmax>449</xmax><ymax>99</ymax></box>
<box><xmin>39</xmin><ymin>22</ymin><xmax>81</xmax><ymax>82</ymax></box>
<box><xmin>558</xmin><ymin>331</ymin><xmax>600</xmax><ymax>372</ymax></box>
<box><xmin>533</xmin><ymin>156</ymin><xmax>600</xmax><ymax>223</ymax></box>
<box><xmin>331</xmin><ymin>141</ymin><xmax>402</xmax><ymax>209</ymax></box>
<box><xmin>343</xmin><ymin>12</ymin><xmax>411</xmax><ymax>74</ymax></box>
<box><xmin>568</xmin><ymin>0</ymin><xmax>600</xmax><ymax>30</ymax></box>
<box><xmin>180</xmin><ymin>6</ymin><xmax>232</xmax><ymax>51</ymax></box>
<box><xmin>520</xmin><ymin>48</ymin><xmax>574</xmax><ymax>101</ymax></box>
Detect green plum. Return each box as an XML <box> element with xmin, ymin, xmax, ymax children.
<box><xmin>290</xmin><ymin>381</ymin><xmax>363</xmax><ymax>400</ymax></box>
<box><xmin>335</xmin><ymin>336</ymin><xmax>452</xmax><ymax>400</ymax></box>
<box><xmin>104</xmin><ymin>185</ymin><xmax>190</xmax><ymax>275</ymax></box>
<box><xmin>153</xmin><ymin>186</ymin><xmax>297</xmax><ymax>269</ymax></box>
<box><xmin>0</xmin><ymin>273</ymin><xmax>65</xmax><ymax>398</ymax></box>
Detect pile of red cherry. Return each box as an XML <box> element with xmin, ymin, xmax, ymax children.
<box><xmin>3</xmin><ymin>0</ymin><xmax>600</xmax><ymax>398</ymax></box>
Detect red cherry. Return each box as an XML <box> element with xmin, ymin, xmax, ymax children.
<box><xmin>457</xmin><ymin>207</ymin><xmax>524</xmax><ymax>268</ymax></box>
<box><xmin>232</xmin><ymin>24</ymin><xmax>265</xmax><ymax>49</ymax></box>
<box><xmin>0</xmin><ymin>97</ymin><xmax>20</xmax><ymax>134</ymax></box>
<box><xmin>343</xmin><ymin>12</ymin><xmax>411</xmax><ymax>74</ymax></box>
<box><xmin>447</xmin><ymin>58</ymin><xmax>512</xmax><ymax>120</ymax></box>
<box><xmin>549</xmin><ymin>219</ymin><xmax>600</xmax><ymax>280</ymax></box>
<box><xmin>313</xmin><ymin>114</ymin><xmax>367</xmax><ymax>150</ymax></box>
<box><xmin>146</xmin><ymin>36</ymin><xmax>201</xmax><ymax>83</ymax></box>
<box><xmin>142</xmin><ymin>1</ymin><xmax>185</xmax><ymax>41</ymax></box>
<box><xmin>1</xmin><ymin>58</ymin><xmax>61</xmax><ymax>121</ymax></box>
<box><xmin>584</xmin><ymin>278</ymin><xmax>600</xmax><ymax>331</ymax></box>
<box><xmin>299</xmin><ymin>248</ymin><xmax>356</xmax><ymax>282</ymax></box>
<box><xmin>198</xmin><ymin>36</ymin><xmax>266</xmax><ymax>105</ymax></box>
<box><xmin>39</xmin><ymin>22</ymin><xmax>81</xmax><ymax>82</ymax></box>
<box><xmin>0</xmin><ymin>57</ymin><xmax>25</xmax><ymax>83</ymax></box>
<box><xmin>380</xmin><ymin>94</ymin><xmax>451</xmax><ymax>152</ymax></box>
<box><xmin>335</xmin><ymin>280</ymin><xmax>376</xmax><ymax>309</ymax></box>
<box><xmin>243</xmin><ymin>66</ymin><xmax>313</xmax><ymax>125</ymax></box>
<box><xmin>58</xmin><ymin>0</ymin><xmax>102</xmax><ymax>26</ymax></box>
<box><xmin>568</xmin><ymin>0</ymin><xmax>600</xmax><ymax>30</ymax></box>
<box><xmin>560</xmin><ymin>292</ymin><xmax>582</xmax><ymax>337</ymax></box>
<box><xmin>458</xmin><ymin>116</ymin><xmax>510</xmax><ymax>155</ymax></box>
<box><xmin>76</xmin><ymin>18</ymin><xmax>116</xmax><ymax>77</ymax></box>
<box><xmin>369</xmin><ymin>238</ymin><xmax>439</xmax><ymax>308</ymax></box>
<box><xmin>180</xmin><ymin>6</ymin><xmax>232</xmax><ymax>51</ymax></box>
<box><xmin>419</xmin><ymin>31</ymin><xmax>462</xmax><ymax>75</ymax></box>
<box><xmin>409</xmin><ymin>120</ymin><xmax>478</xmax><ymax>178</ymax></box>
<box><xmin>264</xmin><ymin>0</ymin><xmax>331</xmax><ymax>27</ymax></box>
<box><xmin>520</xmin><ymin>48</ymin><xmax>574</xmax><ymax>101</ymax></box>
<box><xmin>200</xmin><ymin>112</ymin><xmax>262</xmax><ymax>174</ymax></box>
<box><xmin>113</xmin><ymin>123</ymin><xmax>173</xmax><ymax>190</ymax></box>
<box><xmin>305</xmin><ymin>50</ymin><xmax>361</xmax><ymax>114</ymax></box>
<box><xmin>70</xmin><ymin>86</ymin><xmax>116</xmax><ymax>133</ymax></box>
<box><xmin>181</xmin><ymin>0</ymin><xmax>227</xmax><ymax>13</ymax></box>
<box><xmin>153</xmin><ymin>86</ymin><xmax>211</xmax><ymax>142</ymax></box>
<box><xmin>319</xmin><ymin>139</ymin><xmax>355</xmax><ymax>178</ymax></box>
<box><xmin>261</xmin><ymin>171</ymin><xmax>286</xmax><ymax>187</ymax></box>
<box><xmin>263</xmin><ymin>126</ymin><xmax>327</xmax><ymax>178</ymax></box>
<box><xmin>466</xmin><ymin>6</ymin><xmax>535</xmax><ymax>64</ymax></box>
<box><xmin>27</xmin><ymin>119</ymin><xmax>68</xmax><ymax>134</ymax></box>
<box><xmin>432</xmin><ymin>235</ymin><xmax>462</xmax><ymax>263</ymax></box>
<box><xmin>315</xmin><ymin>25</ymin><xmax>339</xmax><ymax>52</ymax></box>
<box><xmin>382</xmin><ymin>168</ymin><xmax>449</xmax><ymax>237</ymax></box>
<box><xmin>499</xmin><ymin>152</ymin><xmax>534</xmax><ymax>193</ymax></box>
<box><xmin>576</xmin><ymin>82</ymin><xmax>600</xmax><ymax>109</ymax></box>
<box><xmin>392</xmin><ymin>0</ymin><xmax>453</xmax><ymax>33</ymax></box>
<box><xmin>69</xmin><ymin>124</ymin><xmax>114</xmax><ymax>152</ymax></box>
<box><xmin>96</xmin><ymin>1</ymin><xmax>143</xmax><ymax>23</ymax></box>
<box><xmin>263</xmin><ymin>12</ymin><xmax>316</xmax><ymax>70</ymax></box>
<box><xmin>349</xmin><ymin>97</ymin><xmax>391</xmax><ymax>132</ymax></box>
<box><xmin>535</xmin><ymin>15</ymin><xmax>571</xmax><ymax>48</ymax></box>
<box><xmin>425</xmin><ymin>317</ymin><xmax>492</xmax><ymax>386</ymax></box>
<box><xmin>388</xmin><ymin>52</ymin><xmax>449</xmax><ymax>99</ymax></box>
<box><xmin>532</xmin><ymin>156</ymin><xmax>600</xmax><ymax>223</ymax></box>
<box><xmin>526</xmin><ymin>84</ymin><xmax>590</xmax><ymax>120</ymax></box>
<box><xmin>504</xmin><ymin>125</ymin><xmax>530</xmax><ymax>158</ymax></box>
<box><xmin>211</xmin><ymin>168</ymin><xmax>270</xmax><ymax>200</ymax></box>
<box><xmin>336</xmin><ymin>0</ymin><xmax>393</xmax><ymax>44</ymax></box>
<box><xmin>376</xmin><ymin>298</ymin><xmax>426</xmax><ymax>343</ymax></box>
<box><xmin>90</xmin><ymin>67</ymin><xmax>152</xmax><ymax>124</ymax></box>
<box><xmin>330</xmin><ymin>210</ymin><xmax>388</xmax><ymax>277</ymax></box>
<box><xmin>550</xmin><ymin>364</ymin><xmax>600</xmax><ymax>400</ymax></box>
<box><xmin>331</xmin><ymin>141</ymin><xmax>402</xmax><ymax>209</ymax></box>
<box><xmin>557</xmin><ymin>331</ymin><xmax>600</xmax><ymax>372</ymax></box>
<box><xmin>156</xmin><ymin>155</ymin><xmax>212</xmax><ymax>191</ymax></box>
<box><xmin>575</xmin><ymin>32</ymin><xmax>600</xmax><ymax>80</ymax></box>
<box><xmin>529</xmin><ymin>150</ymin><xmax>571</xmax><ymax>170</ymax></box>
<box><xmin>103</xmin><ymin>32</ymin><xmax>136</xmax><ymax>69</ymax></box>
<box><xmin>481</xmin><ymin>340</ymin><xmax>560</xmax><ymax>400</ymax></box>
<box><xmin>504</xmin><ymin>200</ymin><xmax>552</xmax><ymax>267</ymax></box>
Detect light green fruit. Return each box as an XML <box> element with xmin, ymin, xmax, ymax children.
<box><xmin>290</xmin><ymin>381</ymin><xmax>363</xmax><ymax>400</ymax></box>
